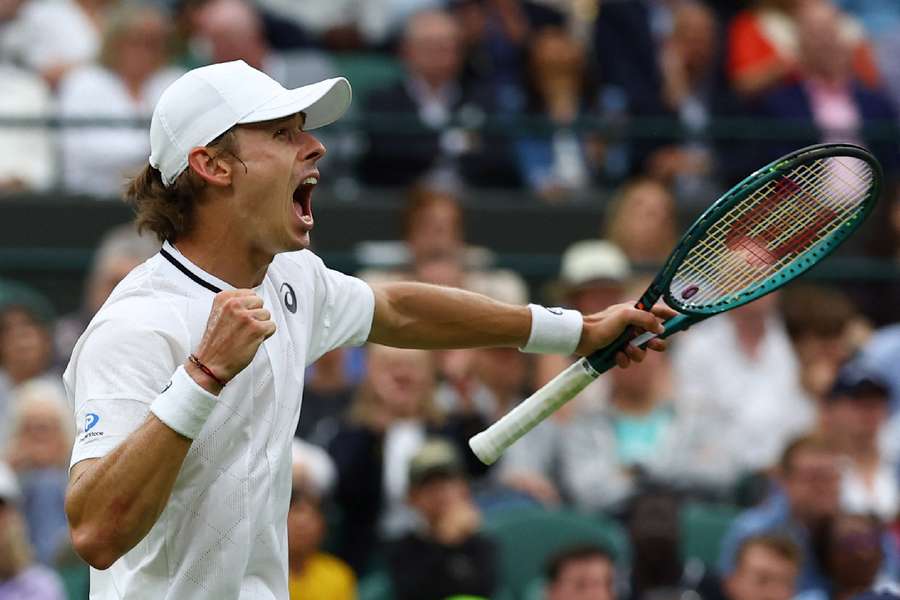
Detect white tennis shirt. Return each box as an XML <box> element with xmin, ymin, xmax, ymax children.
<box><xmin>64</xmin><ymin>241</ymin><xmax>374</xmax><ymax>599</ymax></box>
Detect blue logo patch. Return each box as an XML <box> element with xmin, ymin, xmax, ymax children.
<box><xmin>85</xmin><ymin>413</ymin><xmax>100</xmax><ymax>432</ymax></box>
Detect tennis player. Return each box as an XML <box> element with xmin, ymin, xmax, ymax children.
<box><xmin>63</xmin><ymin>60</ymin><xmax>671</xmax><ymax>599</ymax></box>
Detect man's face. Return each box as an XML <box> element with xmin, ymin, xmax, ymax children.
<box><xmin>286</xmin><ymin>487</ymin><xmax>325</xmax><ymax>562</ymax></box>
<box><xmin>797</xmin><ymin>2</ymin><xmax>851</xmax><ymax>80</ymax></box>
<box><xmin>113</xmin><ymin>12</ymin><xmax>169</xmax><ymax>84</ymax></box>
<box><xmin>547</xmin><ymin>557</ymin><xmax>615</xmax><ymax>600</ymax></box>
<box><xmin>228</xmin><ymin>113</ymin><xmax>325</xmax><ymax>255</ymax></box>
<box><xmin>408</xmin><ymin>476</ymin><xmax>468</xmax><ymax>526</ymax></box>
<box><xmin>725</xmin><ymin>545</ymin><xmax>798</xmax><ymax>600</ymax></box>
<box><xmin>782</xmin><ymin>449</ymin><xmax>841</xmax><ymax>520</ymax></box>
<box><xmin>0</xmin><ymin>308</ymin><xmax>52</xmax><ymax>384</ymax></box>
<box><xmin>403</xmin><ymin>13</ymin><xmax>463</xmax><ymax>88</ymax></box>
<box><xmin>367</xmin><ymin>347</ymin><xmax>435</xmax><ymax>419</ymax></box>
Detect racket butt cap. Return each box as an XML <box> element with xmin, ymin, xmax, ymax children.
<box><xmin>468</xmin><ymin>432</ymin><xmax>500</xmax><ymax>465</ymax></box>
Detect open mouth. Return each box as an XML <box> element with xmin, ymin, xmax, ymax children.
<box><xmin>292</xmin><ymin>176</ymin><xmax>317</xmax><ymax>227</ymax></box>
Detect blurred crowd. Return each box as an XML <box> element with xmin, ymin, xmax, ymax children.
<box><xmin>1</xmin><ymin>0</ymin><xmax>900</xmax><ymax>203</ymax></box>
<box><xmin>1</xmin><ymin>179</ymin><xmax>900</xmax><ymax>599</ymax></box>
<box><xmin>2</xmin><ymin>0</ymin><xmax>900</xmax><ymax>599</ymax></box>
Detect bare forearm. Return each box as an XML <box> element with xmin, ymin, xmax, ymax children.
<box><xmin>66</xmin><ymin>415</ymin><xmax>192</xmax><ymax>569</ymax></box>
<box><xmin>369</xmin><ymin>282</ymin><xmax>531</xmax><ymax>349</ymax></box>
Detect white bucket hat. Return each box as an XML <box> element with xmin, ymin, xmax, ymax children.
<box><xmin>149</xmin><ymin>60</ymin><xmax>352</xmax><ymax>186</ymax></box>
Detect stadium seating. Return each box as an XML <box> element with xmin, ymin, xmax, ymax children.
<box><xmin>484</xmin><ymin>507</ymin><xmax>631</xmax><ymax>599</ymax></box>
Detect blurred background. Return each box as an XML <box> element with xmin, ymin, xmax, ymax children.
<box><xmin>1</xmin><ymin>0</ymin><xmax>900</xmax><ymax>599</ymax></box>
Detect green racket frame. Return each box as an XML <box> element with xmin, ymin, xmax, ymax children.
<box><xmin>585</xmin><ymin>143</ymin><xmax>882</xmax><ymax>375</ymax></box>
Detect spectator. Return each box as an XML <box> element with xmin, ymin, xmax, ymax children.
<box><xmin>287</xmin><ymin>439</ymin><xmax>355</xmax><ymax>600</ymax></box>
<box><xmin>4</xmin><ymin>381</ymin><xmax>71</xmax><ymax>566</ymax></box>
<box><xmin>544</xmin><ymin>543</ymin><xmax>615</xmax><ymax>600</ymax></box>
<box><xmin>673</xmin><ymin>293</ymin><xmax>814</xmax><ymax>475</ymax></box>
<box><xmin>560</xmin><ymin>332</ymin><xmax>736</xmax><ymax>511</ymax></box>
<box><xmin>0</xmin><ymin>284</ymin><xmax>61</xmax><ymax>447</ymax></box>
<box><xmin>591</xmin><ymin>0</ymin><xmax>665</xmax><ymax>120</ymax></box>
<box><xmin>55</xmin><ymin>224</ymin><xmax>160</xmax><ymax>363</ymax></box>
<box><xmin>514</xmin><ymin>26</ymin><xmax>615</xmax><ymax>201</ymax></box>
<box><xmin>58</xmin><ymin>4</ymin><xmax>183</xmax><ymax>196</ymax></box>
<box><xmin>358</xmin><ymin>186</ymin><xmax>525</xmax><ymax>299</ymax></box>
<box><xmin>781</xmin><ymin>284</ymin><xmax>867</xmax><ymax>402</ymax></box>
<box><xmin>325</xmin><ymin>345</ymin><xmax>488</xmax><ymax>573</ymax></box>
<box><xmin>750</xmin><ymin>0</ymin><xmax>899</xmax><ymax>171</ymax></box>
<box><xmin>718</xmin><ymin>434</ymin><xmax>841</xmax><ymax>599</ymax></box>
<box><xmin>626</xmin><ymin>488</ymin><xmax>719</xmax><ymax>600</ymax></box>
<box><xmin>359</xmin><ymin>9</ymin><xmax>517</xmax><ymax>189</ymax></box>
<box><xmin>0</xmin><ymin>63</ymin><xmax>55</xmax><ymax>192</ymax></box>
<box><xmin>816</xmin><ymin>513</ymin><xmax>889</xmax><ymax>600</ymax></box>
<box><xmin>387</xmin><ymin>439</ymin><xmax>498</xmax><ymax>600</ymax></box>
<box><xmin>190</xmin><ymin>0</ymin><xmax>338</xmax><ymax>89</ymax></box>
<box><xmin>449</xmin><ymin>0</ymin><xmax>528</xmax><ymax>106</ymax></box>
<box><xmin>723</xmin><ymin>534</ymin><xmax>801</xmax><ymax>600</ymax></box>
<box><xmin>0</xmin><ymin>461</ymin><xmax>66</xmax><ymax>600</ymax></box>
<box><xmin>603</xmin><ymin>178</ymin><xmax>679</xmax><ymax>268</ymax></box>
<box><xmin>560</xmin><ymin>349</ymin><xmax>678</xmax><ymax>512</ymax></box>
<box><xmin>651</xmin><ymin>1</ymin><xmax>724</xmax><ymax>205</ymax></box>
<box><xmin>498</xmin><ymin>241</ymin><xmax>633</xmax><ymax>508</ymax></box>
<box><xmin>726</xmin><ymin>0</ymin><xmax>879</xmax><ymax>98</ymax></box>
<box><xmin>535</xmin><ymin>240</ymin><xmax>630</xmax><ymax>394</ymax></box>
<box><xmin>823</xmin><ymin>360</ymin><xmax>897</xmax><ymax>521</ymax></box>
<box><xmin>3</xmin><ymin>0</ymin><xmax>113</xmax><ymax>88</ymax></box>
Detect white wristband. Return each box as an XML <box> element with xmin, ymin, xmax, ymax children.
<box><xmin>150</xmin><ymin>365</ymin><xmax>218</xmax><ymax>440</ymax></box>
<box><xmin>519</xmin><ymin>304</ymin><xmax>583</xmax><ymax>355</ymax></box>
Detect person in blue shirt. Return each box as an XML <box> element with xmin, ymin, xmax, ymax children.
<box><xmin>719</xmin><ymin>434</ymin><xmax>841</xmax><ymax>600</ymax></box>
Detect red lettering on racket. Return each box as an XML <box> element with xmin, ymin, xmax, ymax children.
<box><xmin>726</xmin><ymin>177</ymin><xmax>836</xmax><ymax>265</ymax></box>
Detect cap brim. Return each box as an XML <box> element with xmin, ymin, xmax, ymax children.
<box><xmin>238</xmin><ymin>77</ymin><xmax>351</xmax><ymax>130</ymax></box>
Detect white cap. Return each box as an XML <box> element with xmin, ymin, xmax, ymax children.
<box><xmin>149</xmin><ymin>60</ymin><xmax>352</xmax><ymax>186</ymax></box>
<box><xmin>560</xmin><ymin>240</ymin><xmax>631</xmax><ymax>288</ymax></box>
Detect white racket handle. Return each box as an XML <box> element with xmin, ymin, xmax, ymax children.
<box><xmin>469</xmin><ymin>358</ymin><xmax>600</xmax><ymax>465</ymax></box>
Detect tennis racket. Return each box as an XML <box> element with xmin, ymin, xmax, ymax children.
<box><xmin>469</xmin><ymin>143</ymin><xmax>882</xmax><ymax>465</ymax></box>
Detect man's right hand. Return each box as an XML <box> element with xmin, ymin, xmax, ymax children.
<box><xmin>186</xmin><ymin>290</ymin><xmax>276</xmax><ymax>393</ymax></box>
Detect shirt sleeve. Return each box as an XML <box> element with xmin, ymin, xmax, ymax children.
<box><xmin>306</xmin><ymin>254</ymin><xmax>375</xmax><ymax>365</ymax></box>
<box><xmin>66</xmin><ymin>317</ymin><xmax>187</xmax><ymax>471</ymax></box>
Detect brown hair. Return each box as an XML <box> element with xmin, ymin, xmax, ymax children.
<box><xmin>545</xmin><ymin>543</ymin><xmax>614</xmax><ymax>583</ymax></box>
<box><xmin>401</xmin><ymin>184</ymin><xmax>464</xmax><ymax>241</ymax></box>
<box><xmin>735</xmin><ymin>533</ymin><xmax>802</xmax><ymax>569</ymax></box>
<box><xmin>780</xmin><ymin>283</ymin><xmax>858</xmax><ymax>340</ymax></box>
<box><xmin>603</xmin><ymin>177</ymin><xmax>678</xmax><ymax>265</ymax></box>
<box><xmin>779</xmin><ymin>433</ymin><xmax>835</xmax><ymax>474</ymax></box>
<box><xmin>125</xmin><ymin>129</ymin><xmax>240</xmax><ymax>243</ymax></box>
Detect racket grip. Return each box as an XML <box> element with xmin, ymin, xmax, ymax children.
<box><xmin>469</xmin><ymin>358</ymin><xmax>600</xmax><ymax>465</ymax></box>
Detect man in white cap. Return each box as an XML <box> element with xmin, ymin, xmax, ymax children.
<box><xmin>62</xmin><ymin>60</ymin><xmax>672</xmax><ymax>599</ymax></box>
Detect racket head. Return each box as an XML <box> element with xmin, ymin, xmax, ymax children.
<box><xmin>640</xmin><ymin>143</ymin><xmax>881</xmax><ymax>316</ymax></box>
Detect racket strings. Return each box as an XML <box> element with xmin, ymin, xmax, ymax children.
<box><xmin>684</xmin><ymin>158</ymin><xmax>868</xmax><ymax>303</ymax></box>
<box><xmin>672</xmin><ymin>156</ymin><xmax>872</xmax><ymax>308</ymax></box>
<box><xmin>700</xmin><ymin>159</ymin><xmax>866</xmax><ymax>300</ymax></box>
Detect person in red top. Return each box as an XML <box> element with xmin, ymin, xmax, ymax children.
<box><xmin>727</xmin><ymin>0</ymin><xmax>880</xmax><ymax>97</ymax></box>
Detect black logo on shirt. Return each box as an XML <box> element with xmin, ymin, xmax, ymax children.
<box><xmin>281</xmin><ymin>283</ymin><xmax>297</xmax><ymax>314</ymax></box>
